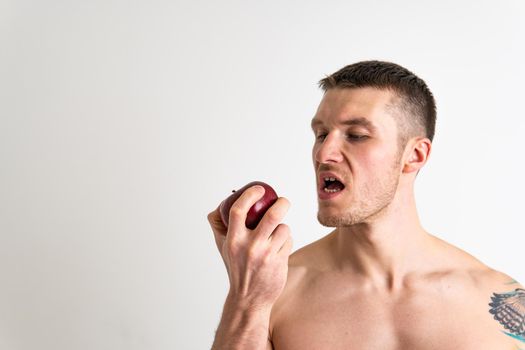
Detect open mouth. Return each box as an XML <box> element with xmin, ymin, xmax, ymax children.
<box><xmin>322</xmin><ymin>176</ymin><xmax>346</xmax><ymax>193</ymax></box>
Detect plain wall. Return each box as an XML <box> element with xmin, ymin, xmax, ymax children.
<box><xmin>1</xmin><ymin>0</ymin><xmax>524</xmax><ymax>349</ymax></box>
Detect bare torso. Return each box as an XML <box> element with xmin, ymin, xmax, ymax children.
<box><xmin>269</xmin><ymin>233</ymin><xmax>523</xmax><ymax>350</ymax></box>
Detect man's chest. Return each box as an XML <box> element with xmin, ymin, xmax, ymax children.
<box><xmin>270</xmin><ymin>285</ymin><xmax>515</xmax><ymax>350</ymax></box>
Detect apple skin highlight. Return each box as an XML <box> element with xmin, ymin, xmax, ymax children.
<box><xmin>219</xmin><ymin>181</ymin><xmax>278</xmax><ymax>230</ymax></box>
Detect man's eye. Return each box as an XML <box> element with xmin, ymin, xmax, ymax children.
<box><xmin>316</xmin><ymin>134</ymin><xmax>327</xmax><ymax>141</ymax></box>
<box><xmin>347</xmin><ymin>134</ymin><xmax>368</xmax><ymax>141</ymax></box>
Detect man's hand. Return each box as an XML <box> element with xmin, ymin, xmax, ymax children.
<box><xmin>208</xmin><ymin>184</ymin><xmax>293</xmax><ymax>310</ymax></box>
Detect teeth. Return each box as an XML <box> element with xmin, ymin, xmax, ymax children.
<box><xmin>323</xmin><ymin>177</ymin><xmax>337</xmax><ymax>182</ymax></box>
<box><xmin>323</xmin><ymin>188</ymin><xmax>341</xmax><ymax>193</ymax></box>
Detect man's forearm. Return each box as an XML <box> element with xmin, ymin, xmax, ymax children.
<box><xmin>212</xmin><ymin>294</ymin><xmax>272</xmax><ymax>350</ymax></box>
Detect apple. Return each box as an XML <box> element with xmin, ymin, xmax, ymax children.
<box><xmin>219</xmin><ymin>181</ymin><xmax>278</xmax><ymax>230</ymax></box>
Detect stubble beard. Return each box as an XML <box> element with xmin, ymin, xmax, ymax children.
<box><xmin>317</xmin><ymin>152</ymin><xmax>403</xmax><ymax>228</ymax></box>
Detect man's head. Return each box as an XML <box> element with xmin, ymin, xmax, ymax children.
<box><xmin>319</xmin><ymin>60</ymin><xmax>437</xmax><ymax>148</ymax></box>
<box><xmin>312</xmin><ymin>60</ymin><xmax>435</xmax><ymax>227</ymax></box>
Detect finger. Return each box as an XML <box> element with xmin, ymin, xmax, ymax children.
<box><xmin>278</xmin><ymin>235</ymin><xmax>293</xmax><ymax>257</ymax></box>
<box><xmin>268</xmin><ymin>223</ymin><xmax>291</xmax><ymax>255</ymax></box>
<box><xmin>228</xmin><ymin>185</ymin><xmax>266</xmax><ymax>233</ymax></box>
<box><xmin>208</xmin><ymin>205</ymin><xmax>226</xmax><ymax>232</ymax></box>
<box><xmin>254</xmin><ymin>197</ymin><xmax>290</xmax><ymax>240</ymax></box>
<box><xmin>207</xmin><ymin>206</ymin><xmax>226</xmax><ymax>251</ymax></box>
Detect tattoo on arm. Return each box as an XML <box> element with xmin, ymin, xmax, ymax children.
<box><xmin>488</xmin><ymin>284</ymin><xmax>525</xmax><ymax>344</ymax></box>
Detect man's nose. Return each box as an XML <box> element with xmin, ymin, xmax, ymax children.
<box><xmin>314</xmin><ymin>134</ymin><xmax>344</xmax><ymax>164</ymax></box>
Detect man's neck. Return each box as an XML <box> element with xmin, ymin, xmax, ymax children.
<box><xmin>326</xmin><ymin>186</ymin><xmax>436</xmax><ymax>293</ymax></box>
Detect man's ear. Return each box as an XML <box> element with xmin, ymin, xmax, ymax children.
<box><xmin>402</xmin><ymin>137</ymin><xmax>432</xmax><ymax>173</ymax></box>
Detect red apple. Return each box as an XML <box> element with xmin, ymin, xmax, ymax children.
<box><xmin>219</xmin><ymin>181</ymin><xmax>278</xmax><ymax>230</ymax></box>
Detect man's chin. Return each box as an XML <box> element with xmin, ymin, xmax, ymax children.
<box><xmin>317</xmin><ymin>212</ymin><xmax>359</xmax><ymax>227</ymax></box>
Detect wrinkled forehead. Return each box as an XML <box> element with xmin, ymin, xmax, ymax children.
<box><xmin>311</xmin><ymin>87</ymin><xmax>398</xmax><ymax>131</ymax></box>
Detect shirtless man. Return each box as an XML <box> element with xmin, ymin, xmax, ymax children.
<box><xmin>207</xmin><ymin>60</ymin><xmax>525</xmax><ymax>350</ymax></box>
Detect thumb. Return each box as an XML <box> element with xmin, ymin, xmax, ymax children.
<box><xmin>207</xmin><ymin>205</ymin><xmax>227</xmax><ymax>252</ymax></box>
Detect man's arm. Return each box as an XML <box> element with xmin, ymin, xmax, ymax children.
<box><xmin>208</xmin><ymin>185</ymin><xmax>292</xmax><ymax>350</ymax></box>
<box><xmin>212</xmin><ymin>294</ymin><xmax>273</xmax><ymax>350</ymax></box>
<box><xmin>487</xmin><ymin>275</ymin><xmax>525</xmax><ymax>349</ymax></box>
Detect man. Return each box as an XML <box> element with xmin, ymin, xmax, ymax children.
<box><xmin>207</xmin><ymin>61</ymin><xmax>525</xmax><ymax>349</ymax></box>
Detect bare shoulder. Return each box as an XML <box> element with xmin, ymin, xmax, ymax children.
<box><xmin>474</xmin><ymin>267</ymin><xmax>524</xmax><ymax>291</ymax></box>
<box><xmin>449</xmin><ymin>247</ymin><xmax>524</xmax><ymax>293</ymax></box>
<box><xmin>478</xmin><ymin>268</ymin><xmax>525</xmax><ymax>346</ymax></box>
<box><xmin>427</xmin><ymin>235</ymin><xmax>523</xmax><ymax>291</ymax></box>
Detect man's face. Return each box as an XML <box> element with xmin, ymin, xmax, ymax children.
<box><xmin>311</xmin><ymin>87</ymin><xmax>404</xmax><ymax>227</ymax></box>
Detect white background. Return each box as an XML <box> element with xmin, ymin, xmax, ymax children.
<box><xmin>1</xmin><ymin>0</ymin><xmax>524</xmax><ymax>349</ymax></box>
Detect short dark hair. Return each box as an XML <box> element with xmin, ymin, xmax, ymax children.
<box><xmin>318</xmin><ymin>60</ymin><xmax>437</xmax><ymax>145</ymax></box>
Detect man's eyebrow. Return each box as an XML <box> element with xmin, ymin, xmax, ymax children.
<box><xmin>310</xmin><ymin>117</ymin><xmax>377</xmax><ymax>131</ymax></box>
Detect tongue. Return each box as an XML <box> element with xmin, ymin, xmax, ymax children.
<box><xmin>327</xmin><ymin>180</ymin><xmax>345</xmax><ymax>190</ymax></box>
